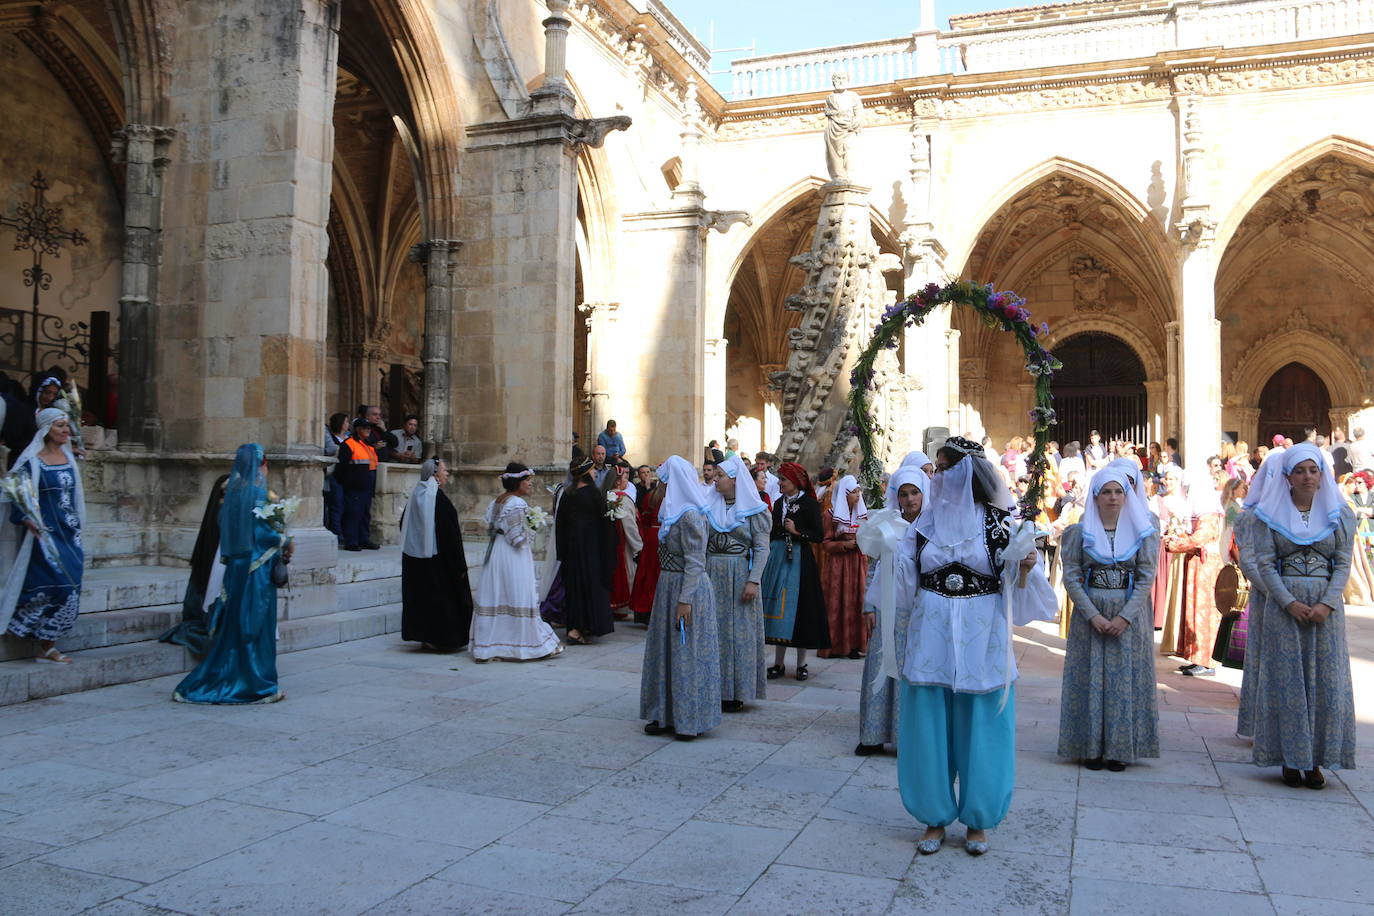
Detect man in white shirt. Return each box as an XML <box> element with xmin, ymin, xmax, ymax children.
<box><xmin>1083</xmin><ymin>430</ymin><xmax>1109</xmax><ymax>470</ymax></box>
<box><xmin>1347</xmin><ymin>427</ymin><xmax>1374</xmax><ymax>473</ymax></box>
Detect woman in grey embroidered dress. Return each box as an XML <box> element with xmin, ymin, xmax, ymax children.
<box><xmin>1057</xmin><ymin>465</ymin><xmax>1160</xmax><ymax>770</ymax></box>
<box><xmin>706</xmin><ymin>455</ymin><xmax>771</xmax><ymax>712</ymax></box>
<box><xmin>854</xmin><ymin>462</ymin><xmax>927</xmax><ymax>755</ymax></box>
<box><xmin>1247</xmin><ymin>443</ymin><xmax>1356</xmax><ymax>788</ymax></box>
<box><xmin>640</xmin><ymin>455</ymin><xmax>722</xmax><ymax>740</ymax></box>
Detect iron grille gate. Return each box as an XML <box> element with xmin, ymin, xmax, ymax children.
<box><xmin>1053</xmin><ymin>386</ymin><xmax>1148</xmax><ymax>447</ymax></box>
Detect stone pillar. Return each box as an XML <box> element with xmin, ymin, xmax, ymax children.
<box><xmin>1165</xmin><ymin>320</ymin><xmax>1181</xmax><ymax>441</ymax></box>
<box><xmin>160</xmin><ymin>0</ymin><xmax>339</xmax><ymax>455</ymax></box>
<box><xmin>1144</xmin><ymin>379</ymin><xmax>1167</xmax><ymax>446</ymax></box>
<box><xmin>704</xmin><ymin>337</ymin><xmax>727</xmax><ymax>446</ymax></box>
<box><xmin>759</xmin><ymin>363</ymin><xmax>784</xmax><ymax>452</ymax></box>
<box><xmin>1234</xmin><ymin>407</ymin><xmax>1261</xmax><ymax>446</ymax></box>
<box><xmin>580</xmin><ymin>300</ymin><xmax>619</xmax><ymax>440</ymax></box>
<box><xmin>945</xmin><ymin>327</ymin><xmax>962</xmax><ymax>435</ymax></box>
<box><xmin>111</xmin><ymin>124</ymin><xmax>175</xmax><ymax>451</ymax></box>
<box><xmin>1173</xmin><ymin>94</ymin><xmax>1221</xmax><ymax>465</ymax></box>
<box><xmin>455</xmin><ymin>100</ymin><xmax>627</xmax><ymax>465</ymax></box>
<box><xmin>411</xmin><ymin>239</ymin><xmax>461</xmax><ymax>462</ymax></box>
<box><xmin>901</xmin><ymin>118</ymin><xmax>951</xmax><ymax>447</ymax></box>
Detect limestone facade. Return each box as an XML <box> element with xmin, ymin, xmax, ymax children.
<box><xmin>0</xmin><ymin>0</ymin><xmax>1372</xmax><ymax>578</ymax></box>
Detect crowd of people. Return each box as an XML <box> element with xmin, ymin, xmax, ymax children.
<box><xmin>0</xmin><ymin>392</ymin><xmax>1357</xmax><ymax>857</ymax></box>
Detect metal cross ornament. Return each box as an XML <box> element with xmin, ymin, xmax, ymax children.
<box><xmin>0</xmin><ymin>172</ymin><xmax>87</xmax><ymax>372</ymax></box>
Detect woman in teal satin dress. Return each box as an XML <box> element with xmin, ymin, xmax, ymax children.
<box><xmin>174</xmin><ymin>444</ymin><xmax>289</xmax><ymax>704</ymax></box>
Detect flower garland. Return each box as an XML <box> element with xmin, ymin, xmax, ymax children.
<box><xmin>848</xmin><ymin>280</ymin><xmax>1061</xmax><ymax>515</ymax></box>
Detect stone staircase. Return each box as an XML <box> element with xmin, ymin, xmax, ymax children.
<box><xmin>0</xmin><ymin>543</ymin><xmax>487</xmax><ymax>707</ymax></box>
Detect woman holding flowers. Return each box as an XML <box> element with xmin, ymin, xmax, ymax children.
<box><xmin>174</xmin><ymin>444</ymin><xmax>289</xmax><ymax>703</ymax></box>
<box><xmin>0</xmin><ymin>407</ymin><xmax>85</xmax><ymax>663</ymax></box>
<box><xmin>400</xmin><ymin>458</ymin><xmax>474</xmax><ymax>653</ymax></box>
<box><xmin>470</xmin><ymin>462</ymin><xmax>562</xmax><ymax>661</ymax></box>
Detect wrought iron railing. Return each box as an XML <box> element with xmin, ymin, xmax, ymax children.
<box><xmin>0</xmin><ymin>307</ymin><xmax>101</xmax><ymax>380</ymax></box>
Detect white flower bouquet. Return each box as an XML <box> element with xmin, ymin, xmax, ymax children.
<box><xmin>0</xmin><ymin>472</ymin><xmax>75</xmax><ymax>583</ymax></box>
<box><xmin>253</xmin><ymin>496</ymin><xmax>301</xmax><ymax>533</ymax></box>
<box><xmin>605</xmin><ymin>490</ymin><xmax>634</xmax><ymax>521</ymax></box>
<box><xmin>525</xmin><ymin>505</ymin><xmax>550</xmax><ymax>532</ymax></box>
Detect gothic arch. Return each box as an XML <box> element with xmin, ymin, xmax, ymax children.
<box><xmin>1228</xmin><ymin>315</ymin><xmax>1368</xmax><ymax>411</ymax></box>
<box><xmin>952</xmin><ymin>156</ymin><xmax>1173</xmax><ymax>295</ymax></box>
<box><xmin>1214</xmin><ymin>135</ymin><xmax>1374</xmax><ymax>256</ymax></box>
<box><xmin>1044</xmin><ymin>317</ymin><xmax>1165</xmax><ymax>381</ymax></box>
<box><xmin>104</xmin><ymin>0</ymin><xmax>171</xmax><ymax>125</ymax></box>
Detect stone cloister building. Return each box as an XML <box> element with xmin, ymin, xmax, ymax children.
<box><xmin>1</xmin><ymin>0</ymin><xmax>1374</xmax><ymax>688</ymax></box>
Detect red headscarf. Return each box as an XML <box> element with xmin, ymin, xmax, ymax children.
<box><xmin>777</xmin><ymin>462</ymin><xmax>815</xmax><ymax>502</ymax></box>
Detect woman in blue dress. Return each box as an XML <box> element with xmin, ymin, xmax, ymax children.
<box><xmin>174</xmin><ymin>444</ymin><xmax>290</xmax><ymax>704</ymax></box>
<box><xmin>0</xmin><ymin>408</ymin><xmax>85</xmax><ymax>663</ymax></box>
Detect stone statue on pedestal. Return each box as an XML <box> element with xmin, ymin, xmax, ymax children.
<box><xmin>824</xmin><ymin>73</ymin><xmax>863</xmax><ymax>181</ymax></box>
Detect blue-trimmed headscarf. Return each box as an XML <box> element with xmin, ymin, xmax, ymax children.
<box><xmin>1253</xmin><ymin>442</ymin><xmax>1344</xmax><ymax>545</ymax></box>
<box><xmin>1079</xmin><ymin>464</ymin><xmax>1155</xmax><ymax>564</ymax></box>
<box><xmin>656</xmin><ymin>455</ymin><xmax>709</xmax><ymax>538</ymax></box>
<box><xmin>220</xmin><ymin>444</ymin><xmax>267</xmax><ymax>558</ymax></box>
<box><xmin>705</xmin><ymin>454</ymin><xmax>768</xmax><ymax>533</ymax></box>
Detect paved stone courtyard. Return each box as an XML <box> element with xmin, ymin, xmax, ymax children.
<box><xmin>1</xmin><ymin>607</ymin><xmax>1372</xmax><ymax>915</ymax></box>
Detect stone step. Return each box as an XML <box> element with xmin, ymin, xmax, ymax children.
<box><xmin>81</xmin><ymin>566</ymin><xmax>187</xmax><ymax>614</ymax></box>
<box><xmin>0</xmin><ymin>604</ymin><xmax>404</xmax><ymax>707</ymax></box>
<box><xmin>0</xmin><ymin>604</ymin><xmax>181</xmax><ymax>662</ymax></box>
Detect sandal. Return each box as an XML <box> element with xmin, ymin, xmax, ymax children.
<box><xmin>794</xmin><ymin>664</ymin><xmax>809</xmax><ymax>682</ymax></box>
<box><xmin>35</xmin><ymin>648</ymin><xmax>72</xmax><ymax>664</ymax></box>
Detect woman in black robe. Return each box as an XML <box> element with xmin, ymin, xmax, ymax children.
<box><xmin>558</xmin><ymin>456</ymin><xmax>613</xmax><ymax>644</ymax></box>
<box><xmin>160</xmin><ymin>474</ymin><xmax>232</xmax><ymax>655</ymax></box>
<box><xmin>400</xmin><ymin>459</ymin><xmax>473</xmax><ymax>650</ymax></box>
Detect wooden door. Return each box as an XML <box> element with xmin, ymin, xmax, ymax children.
<box><xmin>1258</xmin><ymin>362</ymin><xmax>1330</xmax><ymax>445</ymax></box>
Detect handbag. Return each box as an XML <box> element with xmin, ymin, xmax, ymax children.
<box><xmin>271</xmin><ymin>555</ymin><xmax>289</xmax><ymax>588</ymax></box>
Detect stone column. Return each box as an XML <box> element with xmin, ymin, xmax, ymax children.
<box><xmin>1144</xmin><ymin>379</ymin><xmax>1167</xmax><ymax>446</ymax></box>
<box><xmin>704</xmin><ymin>337</ymin><xmax>728</xmax><ymax>447</ymax></box>
<box><xmin>455</xmin><ymin>102</ymin><xmax>627</xmax><ymax>465</ymax></box>
<box><xmin>160</xmin><ymin>0</ymin><xmax>339</xmax><ymax>455</ymax></box>
<box><xmin>901</xmin><ymin>118</ymin><xmax>951</xmax><ymax>447</ymax></box>
<box><xmin>759</xmin><ymin>363</ymin><xmax>784</xmax><ymax>452</ymax></box>
<box><xmin>580</xmin><ymin>300</ymin><xmax>619</xmax><ymax>440</ymax></box>
<box><xmin>411</xmin><ymin>239</ymin><xmax>461</xmax><ymax>462</ymax></box>
<box><xmin>1165</xmin><ymin>320</ymin><xmax>1181</xmax><ymax>441</ymax></box>
<box><xmin>1173</xmin><ymin>94</ymin><xmax>1221</xmax><ymax>464</ymax></box>
<box><xmin>111</xmin><ymin>124</ymin><xmax>175</xmax><ymax>451</ymax></box>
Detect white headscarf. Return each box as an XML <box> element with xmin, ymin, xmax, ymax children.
<box><xmin>1253</xmin><ymin>442</ymin><xmax>1345</xmax><ymax>545</ymax></box>
<box><xmin>1102</xmin><ymin>456</ymin><xmax>1147</xmax><ymax>500</ymax></box>
<box><xmin>1079</xmin><ymin>464</ymin><xmax>1154</xmax><ymax>564</ymax></box>
<box><xmin>401</xmin><ymin>459</ymin><xmax>439</xmax><ymax>558</ymax></box>
<box><xmin>831</xmin><ymin>475</ymin><xmax>868</xmax><ymax>531</ymax></box>
<box><xmin>884</xmin><ymin>465</ymin><xmax>931</xmax><ymax>509</ymax></box>
<box><xmin>657</xmin><ymin>455</ymin><xmax>709</xmax><ymax>538</ymax></box>
<box><xmin>705</xmin><ymin>454</ymin><xmax>767</xmax><ymax>533</ymax></box>
<box><xmin>0</xmin><ymin>407</ymin><xmax>85</xmax><ymax>632</ymax></box>
<box><xmin>1184</xmin><ymin>467</ymin><xmax>1223</xmax><ymax>520</ymax></box>
<box><xmin>900</xmin><ymin>450</ymin><xmax>933</xmax><ymax>472</ymax></box>
<box><xmin>913</xmin><ymin>457</ymin><xmax>980</xmax><ymax>548</ymax></box>
<box><xmin>1243</xmin><ymin>449</ymin><xmax>1288</xmax><ymax>510</ymax></box>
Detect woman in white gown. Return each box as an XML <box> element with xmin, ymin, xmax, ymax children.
<box><xmin>470</xmin><ymin>462</ymin><xmax>563</xmax><ymax>662</ymax></box>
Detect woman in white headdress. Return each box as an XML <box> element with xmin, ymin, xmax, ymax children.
<box><xmin>854</xmin><ymin>464</ymin><xmax>927</xmax><ymax>755</ymax></box>
<box><xmin>821</xmin><ymin>474</ymin><xmax>870</xmax><ymax>659</ymax></box>
<box><xmin>896</xmin><ymin>437</ymin><xmax>1055</xmax><ymax>857</ymax></box>
<box><xmin>0</xmin><ymin>407</ymin><xmax>85</xmax><ymax>663</ymax></box>
<box><xmin>705</xmin><ymin>454</ymin><xmax>771</xmax><ymax>712</ymax></box>
<box><xmin>470</xmin><ymin>462</ymin><xmax>562</xmax><ymax>661</ymax></box>
<box><xmin>399</xmin><ymin>458</ymin><xmax>474</xmax><ymax>653</ymax></box>
<box><xmin>1245</xmin><ymin>443</ymin><xmax>1355</xmax><ymax>788</ymax></box>
<box><xmin>1057</xmin><ymin>464</ymin><xmax>1160</xmax><ymax>770</ymax></box>
<box><xmin>1163</xmin><ymin>467</ymin><xmax>1226</xmax><ymax>677</ymax></box>
<box><xmin>1232</xmin><ymin>448</ymin><xmax>1290</xmax><ymax>738</ymax></box>
<box><xmin>640</xmin><ymin>455</ymin><xmax>721</xmax><ymax>739</ymax></box>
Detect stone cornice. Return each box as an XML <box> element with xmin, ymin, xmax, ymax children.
<box><xmin>715</xmin><ymin>35</ymin><xmax>1374</xmax><ymax>140</ymax></box>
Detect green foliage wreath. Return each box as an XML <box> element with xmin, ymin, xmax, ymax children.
<box><xmin>848</xmin><ymin>280</ymin><xmax>1061</xmax><ymax>514</ymax></box>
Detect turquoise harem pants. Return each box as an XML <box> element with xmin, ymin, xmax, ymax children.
<box><xmin>897</xmin><ymin>683</ymin><xmax>1016</xmax><ymax>830</ymax></box>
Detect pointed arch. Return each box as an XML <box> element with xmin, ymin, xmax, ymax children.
<box><xmin>1229</xmin><ymin>319</ymin><xmax>1368</xmax><ymax>411</ymax></box>
<box><xmin>952</xmin><ymin>156</ymin><xmax>1173</xmax><ymax>298</ymax></box>
<box><xmin>104</xmin><ymin>0</ymin><xmax>170</xmax><ymax>125</ymax></box>
<box><xmin>1214</xmin><ymin>135</ymin><xmax>1374</xmax><ymax>256</ymax></box>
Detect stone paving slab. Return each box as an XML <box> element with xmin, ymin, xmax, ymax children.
<box><xmin>0</xmin><ymin>609</ymin><xmax>1369</xmax><ymax>914</ymax></box>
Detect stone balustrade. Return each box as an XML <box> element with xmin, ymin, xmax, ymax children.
<box><xmin>727</xmin><ymin>0</ymin><xmax>1374</xmax><ymax>99</ymax></box>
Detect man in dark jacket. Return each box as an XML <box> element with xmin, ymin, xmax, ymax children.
<box><xmin>336</xmin><ymin>418</ymin><xmax>381</xmax><ymax>551</ymax></box>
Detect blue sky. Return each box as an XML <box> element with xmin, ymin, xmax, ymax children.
<box><xmin>668</xmin><ymin>0</ymin><xmax>1013</xmax><ymax>62</ymax></box>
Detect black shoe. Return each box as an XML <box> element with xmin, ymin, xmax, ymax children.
<box><xmin>674</xmin><ymin>733</ymin><xmax>697</xmax><ymax>741</ymax></box>
<box><xmin>766</xmin><ymin>664</ymin><xmax>784</xmax><ymax>680</ymax></box>
<box><xmin>1282</xmin><ymin>767</ymin><xmax>1304</xmax><ymax>787</ymax></box>
<box><xmin>1182</xmin><ymin>666</ymin><xmax>1215</xmax><ymax>677</ymax></box>
<box><xmin>848</xmin><ymin>650</ymin><xmax>864</xmax><ymax>660</ymax></box>
<box><xmin>1304</xmin><ymin>768</ymin><xmax>1326</xmax><ymax>790</ymax></box>
<box><xmin>343</xmin><ymin>544</ymin><xmax>362</xmax><ymax>552</ymax></box>
<box><xmin>1084</xmin><ymin>757</ymin><xmax>1105</xmax><ymax>771</ymax></box>
<box><xmin>361</xmin><ymin>541</ymin><xmax>381</xmax><ymax>550</ymax></box>
<box><xmin>794</xmin><ymin>665</ymin><xmax>809</xmax><ymax>682</ymax></box>
<box><xmin>644</xmin><ymin>721</ymin><xmax>669</xmax><ymax>736</ymax></box>
<box><xmin>855</xmin><ymin>743</ymin><xmax>882</xmax><ymax>756</ymax></box>
<box><xmin>1178</xmin><ymin>663</ymin><xmax>1197</xmax><ymax>671</ymax></box>
<box><xmin>721</xmin><ymin>700</ymin><xmax>744</xmax><ymax>713</ymax></box>
<box><xmin>1106</xmin><ymin>760</ymin><xmax>1126</xmax><ymax>772</ymax></box>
